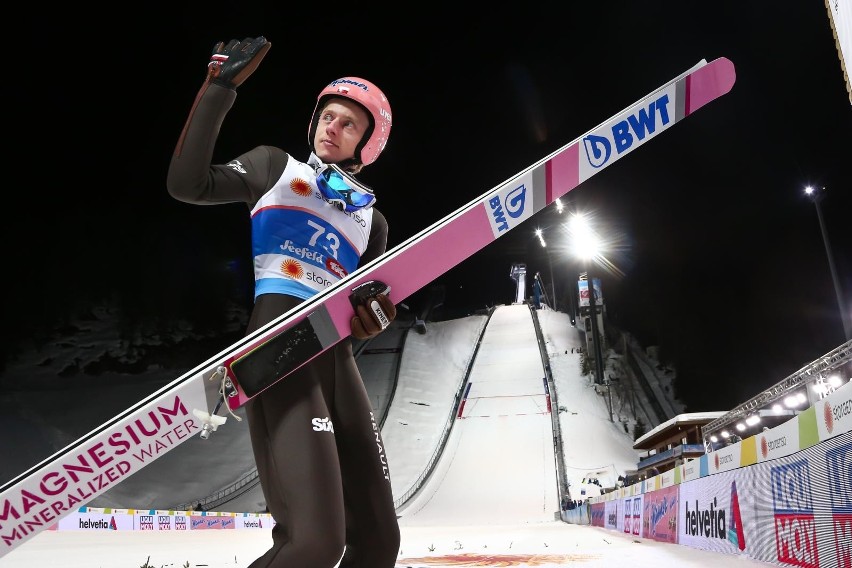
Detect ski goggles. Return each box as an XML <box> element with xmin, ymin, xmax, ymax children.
<box><xmin>315</xmin><ymin>164</ymin><xmax>376</xmax><ymax>213</ymax></box>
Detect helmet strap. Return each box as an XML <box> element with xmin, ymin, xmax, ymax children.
<box><xmin>335</xmin><ymin>157</ymin><xmax>361</xmax><ymax>172</ymax></box>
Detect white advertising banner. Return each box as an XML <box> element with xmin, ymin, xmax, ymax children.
<box><xmin>707</xmin><ymin>441</ymin><xmax>742</xmax><ymax>474</ymax></box>
<box><xmin>234</xmin><ymin>513</ymin><xmax>274</xmax><ymax>531</ymax></box>
<box><xmin>678</xmin><ymin>470</ymin><xmax>755</xmax><ymax>555</ymax></box>
<box><xmin>681</xmin><ymin>458</ymin><xmax>702</xmax><ymax>483</ymax></box>
<box><xmin>134</xmin><ymin>510</ymin><xmax>189</xmax><ymax>532</ymax></box>
<box><xmin>622</xmin><ymin>495</ymin><xmax>643</xmax><ymax>538</ymax></box>
<box><xmin>826</xmin><ymin>0</ymin><xmax>852</xmax><ymax>103</ymax></box>
<box><xmin>57</xmin><ymin>508</ymin><xmax>135</xmax><ymax>531</ymax></box>
<box><xmin>659</xmin><ymin>468</ymin><xmax>677</xmax><ymax>488</ymax></box>
<box><xmin>756</xmin><ymin>416</ymin><xmax>800</xmax><ymax>463</ymax></box>
<box><xmin>748</xmin><ymin>433</ymin><xmax>851</xmax><ymax>567</ymax></box>
<box><xmin>814</xmin><ymin>379</ymin><xmax>852</xmax><ymax>442</ymax></box>
<box><xmin>0</xmin><ymin>378</ymin><xmax>209</xmax><ymax>552</ymax></box>
<box><xmin>604</xmin><ymin>499</ymin><xmax>618</xmax><ymax>530</ymax></box>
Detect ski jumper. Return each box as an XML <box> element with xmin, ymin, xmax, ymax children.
<box><xmin>167</xmin><ymin>82</ymin><xmax>400</xmax><ymax>567</ymax></box>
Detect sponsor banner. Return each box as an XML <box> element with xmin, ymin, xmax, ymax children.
<box><xmin>589</xmin><ymin>502</ymin><xmax>605</xmax><ymax>527</ymax></box>
<box><xmin>740</xmin><ymin>436</ymin><xmax>758</xmax><ymax>467</ymax></box>
<box><xmin>659</xmin><ymin>468</ymin><xmax>677</xmax><ymax>489</ymax></box>
<box><xmin>756</xmin><ymin>416</ymin><xmax>800</xmax><ymax>463</ymax></box>
<box><xmin>50</xmin><ymin>509</ymin><xmax>271</xmax><ymax>532</ymax></box>
<box><xmin>642</xmin><ymin>484</ymin><xmax>677</xmax><ymax>543</ymax></box>
<box><xmin>235</xmin><ymin>513</ymin><xmax>272</xmax><ymax>531</ymax></box>
<box><xmin>0</xmin><ymin>380</ymin><xmax>208</xmax><ymax>552</ymax></box>
<box><xmin>646</xmin><ymin>475</ymin><xmax>659</xmax><ymax>492</ymax></box>
<box><xmin>578</xmin><ymin>81</ymin><xmax>679</xmax><ymax>183</ymax></box>
<box><xmin>815</xmin><ymin>380</ymin><xmax>852</xmax><ymax>443</ymax></box>
<box><xmin>485</xmin><ymin>170</ymin><xmax>535</xmax><ymax>238</ymax></box>
<box><xmin>134</xmin><ymin>510</ymin><xmax>188</xmax><ymax>531</ymax></box>
<box><xmin>189</xmin><ymin>513</ymin><xmax>236</xmax><ymax>531</ymax></box>
<box><xmin>172</xmin><ymin>513</ymin><xmax>190</xmax><ymax>531</ymax></box>
<box><xmin>749</xmin><ymin>433</ymin><xmax>851</xmax><ymax>567</ymax></box>
<box><xmin>604</xmin><ymin>499</ymin><xmax>618</xmax><ymax>530</ymax></box>
<box><xmin>58</xmin><ymin>509</ymin><xmax>134</xmax><ymax>531</ymax></box>
<box><xmin>681</xmin><ymin>458</ymin><xmax>702</xmax><ymax>483</ymax></box>
<box><xmin>678</xmin><ymin>470</ymin><xmax>753</xmax><ymax>555</ymax></box>
<box><xmin>622</xmin><ymin>496</ymin><xmax>643</xmax><ymax>538</ymax></box>
<box><xmin>708</xmin><ymin>442</ymin><xmax>741</xmax><ymax>475</ymax></box>
<box><xmin>577</xmin><ymin>279</ymin><xmax>603</xmax><ymax>308</ymax></box>
<box><xmin>699</xmin><ymin>453</ymin><xmax>710</xmax><ymax>478</ymax></box>
<box><xmin>825</xmin><ymin>0</ymin><xmax>852</xmax><ymax>103</ymax></box>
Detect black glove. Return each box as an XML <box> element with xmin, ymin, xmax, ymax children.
<box><xmin>207</xmin><ymin>37</ymin><xmax>271</xmax><ymax>89</ymax></box>
<box><xmin>351</xmin><ymin>293</ymin><xmax>397</xmax><ymax>340</ymax></box>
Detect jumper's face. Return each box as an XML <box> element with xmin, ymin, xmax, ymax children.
<box><xmin>313</xmin><ymin>98</ymin><xmax>370</xmax><ymax>166</ymax></box>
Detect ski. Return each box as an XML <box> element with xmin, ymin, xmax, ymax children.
<box><xmin>0</xmin><ymin>57</ymin><xmax>735</xmax><ymax>557</ymax></box>
<box><xmin>220</xmin><ymin>56</ymin><xmax>736</xmax><ymax>410</ymax></box>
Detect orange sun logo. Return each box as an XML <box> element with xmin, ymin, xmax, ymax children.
<box><xmin>281</xmin><ymin>259</ymin><xmax>303</xmax><ymax>279</ymax></box>
<box><xmin>290</xmin><ymin>178</ymin><xmax>313</xmax><ymax>196</ymax></box>
<box><xmin>824</xmin><ymin>401</ymin><xmax>834</xmax><ymax>434</ymax></box>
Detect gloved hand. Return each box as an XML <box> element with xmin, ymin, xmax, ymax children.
<box><xmin>351</xmin><ymin>293</ymin><xmax>397</xmax><ymax>340</ymax></box>
<box><xmin>207</xmin><ymin>37</ymin><xmax>271</xmax><ymax>89</ymax></box>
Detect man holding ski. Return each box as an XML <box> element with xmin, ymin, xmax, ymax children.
<box><xmin>167</xmin><ymin>36</ymin><xmax>400</xmax><ymax>567</ymax></box>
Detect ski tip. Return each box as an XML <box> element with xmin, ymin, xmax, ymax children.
<box><xmin>685</xmin><ymin>57</ymin><xmax>737</xmax><ymax>115</ymax></box>
<box><xmin>710</xmin><ymin>57</ymin><xmax>737</xmax><ymax>94</ymax></box>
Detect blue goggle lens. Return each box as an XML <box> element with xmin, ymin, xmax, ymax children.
<box><xmin>316</xmin><ymin>165</ymin><xmax>375</xmax><ymax>212</ymax></box>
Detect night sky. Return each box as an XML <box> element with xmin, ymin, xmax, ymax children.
<box><xmin>4</xmin><ymin>4</ymin><xmax>850</xmax><ymax>413</ymax></box>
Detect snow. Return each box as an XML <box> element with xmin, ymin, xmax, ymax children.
<box><xmin>0</xmin><ymin>304</ymin><xmax>773</xmax><ymax>567</ymax></box>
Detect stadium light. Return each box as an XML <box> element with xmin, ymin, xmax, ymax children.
<box><xmin>804</xmin><ymin>185</ymin><xmax>852</xmax><ymax>340</ymax></box>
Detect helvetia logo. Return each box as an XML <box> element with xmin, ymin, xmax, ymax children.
<box><xmin>280</xmin><ymin>258</ymin><xmax>304</xmax><ymax>279</ymax></box>
<box><xmin>684</xmin><ymin>496</ymin><xmax>729</xmax><ymax>541</ymax></box>
<box><xmin>78</xmin><ymin>517</ymin><xmax>118</xmax><ymax>530</ymax></box>
<box><xmin>761</xmin><ymin>436</ymin><xmax>769</xmax><ymax>458</ymax></box>
<box><xmin>728</xmin><ymin>481</ymin><xmax>746</xmax><ymax>551</ymax></box>
<box><xmin>714</xmin><ymin>453</ymin><xmax>720</xmax><ymax>471</ymax></box>
<box><xmin>290</xmin><ymin>178</ymin><xmax>313</xmax><ymax>197</ymax></box>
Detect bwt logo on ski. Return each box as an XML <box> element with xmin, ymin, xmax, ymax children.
<box><xmin>582</xmin><ymin>93</ymin><xmax>671</xmax><ymax>169</ymax></box>
<box><xmin>771</xmin><ymin>459</ymin><xmax>819</xmax><ymax>567</ymax></box>
<box><xmin>487</xmin><ymin>183</ymin><xmax>528</xmax><ymax>235</ymax></box>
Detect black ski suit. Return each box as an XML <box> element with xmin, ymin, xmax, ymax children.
<box><xmin>167</xmin><ymin>81</ymin><xmax>400</xmax><ymax>567</ymax></box>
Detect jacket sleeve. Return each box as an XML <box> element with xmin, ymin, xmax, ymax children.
<box><xmin>166</xmin><ymin>81</ymin><xmax>286</xmax><ymax>206</ymax></box>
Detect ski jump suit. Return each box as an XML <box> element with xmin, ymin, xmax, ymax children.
<box><xmin>167</xmin><ymin>82</ymin><xmax>400</xmax><ymax>567</ymax></box>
